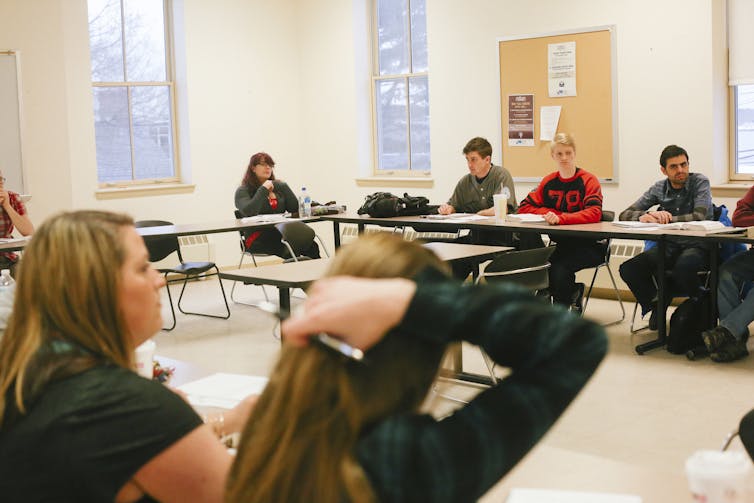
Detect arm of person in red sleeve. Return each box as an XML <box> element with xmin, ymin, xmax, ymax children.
<box><xmin>733</xmin><ymin>186</ymin><xmax>754</xmax><ymax>228</ymax></box>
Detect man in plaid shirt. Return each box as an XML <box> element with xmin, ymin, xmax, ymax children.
<box><xmin>0</xmin><ymin>171</ymin><xmax>33</xmax><ymax>275</ymax></box>
<box><xmin>618</xmin><ymin>145</ymin><xmax>713</xmax><ymax>330</ymax></box>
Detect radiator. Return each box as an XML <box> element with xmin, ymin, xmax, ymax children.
<box><xmin>339</xmin><ymin>224</ymin><xmax>462</xmax><ymax>243</ymax></box>
<box><xmin>151</xmin><ymin>234</ymin><xmax>215</xmax><ymax>278</ymax></box>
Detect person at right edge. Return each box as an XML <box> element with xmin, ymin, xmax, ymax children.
<box><xmin>701</xmin><ymin>185</ymin><xmax>754</xmax><ymax>362</ymax></box>
<box><xmin>618</xmin><ymin>144</ymin><xmax>712</xmax><ymax>331</ymax></box>
<box><xmin>517</xmin><ymin>133</ymin><xmax>604</xmax><ymax>313</ymax></box>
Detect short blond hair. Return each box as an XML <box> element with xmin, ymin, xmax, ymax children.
<box><xmin>550</xmin><ymin>132</ymin><xmax>576</xmax><ymax>153</ymax></box>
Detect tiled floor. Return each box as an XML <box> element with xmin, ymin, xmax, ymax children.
<box><xmin>154</xmin><ymin>278</ymin><xmax>754</xmax><ymax>501</ymax></box>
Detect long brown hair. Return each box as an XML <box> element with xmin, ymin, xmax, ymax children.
<box><xmin>226</xmin><ymin>233</ymin><xmax>450</xmax><ymax>502</ymax></box>
<box><xmin>241</xmin><ymin>152</ymin><xmax>276</xmax><ymax>194</ymax></box>
<box><xmin>0</xmin><ymin>210</ymin><xmax>135</xmax><ymax>427</ymax></box>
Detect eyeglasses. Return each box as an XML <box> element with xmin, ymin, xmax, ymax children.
<box><xmin>0</xmin><ymin>177</ymin><xmax>5</xmax><ymax>183</ymax></box>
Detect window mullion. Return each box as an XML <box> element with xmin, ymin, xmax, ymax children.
<box><xmin>127</xmin><ymin>85</ymin><xmax>136</xmax><ymax>181</ymax></box>
<box><xmin>405</xmin><ymin>76</ymin><xmax>412</xmax><ymax>171</ymax></box>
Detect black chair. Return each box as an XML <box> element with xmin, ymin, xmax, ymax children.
<box><xmin>435</xmin><ymin>246</ymin><xmax>556</xmax><ymax>403</ymax></box>
<box><xmin>135</xmin><ymin>220</ymin><xmax>230</xmax><ymax>331</ymax></box>
<box><xmin>582</xmin><ymin>210</ymin><xmax>626</xmax><ymax>326</ymax></box>
<box><xmin>275</xmin><ymin>221</ymin><xmax>330</xmax><ymax>262</ymax></box>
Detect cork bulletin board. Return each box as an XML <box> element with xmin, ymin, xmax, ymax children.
<box><xmin>498</xmin><ymin>26</ymin><xmax>617</xmax><ymax>181</ymax></box>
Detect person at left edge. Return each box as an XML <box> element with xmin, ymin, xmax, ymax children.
<box><xmin>0</xmin><ymin>170</ymin><xmax>33</xmax><ymax>276</ymax></box>
<box><xmin>234</xmin><ymin>152</ymin><xmax>319</xmax><ymax>259</ymax></box>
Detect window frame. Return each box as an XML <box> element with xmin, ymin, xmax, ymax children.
<box><xmin>90</xmin><ymin>0</ymin><xmax>181</xmax><ymax>188</ymax></box>
<box><xmin>370</xmin><ymin>0</ymin><xmax>431</xmax><ymax>177</ymax></box>
<box><xmin>729</xmin><ymin>84</ymin><xmax>754</xmax><ymax>182</ymax></box>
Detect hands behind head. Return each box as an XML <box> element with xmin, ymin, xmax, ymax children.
<box><xmin>281</xmin><ymin>276</ymin><xmax>416</xmax><ymax>351</ymax></box>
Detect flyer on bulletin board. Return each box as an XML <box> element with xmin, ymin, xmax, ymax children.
<box><xmin>508</xmin><ymin>94</ymin><xmax>534</xmax><ymax>146</ymax></box>
<box><xmin>548</xmin><ymin>41</ymin><xmax>577</xmax><ymax>97</ymax></box>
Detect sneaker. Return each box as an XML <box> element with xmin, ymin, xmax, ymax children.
<box><xmin>702</xmin><ymin>326</ymin><xmax>736</xmax><ymax>353</ymax></box>
<box><xmin>570</xmin><ymin>283</ymin><xmax>585</xmax><ymax>315</ymax></box>
<box><xmin>710</xmin><ymin>338</ymin><xmax>749</xmax><ymax>363</ymax></box>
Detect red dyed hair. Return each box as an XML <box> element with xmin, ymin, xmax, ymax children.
<box><xmin>242</xmin><ymin>152</ymin><xmax>276</xmax><ymax>193</ymax></box>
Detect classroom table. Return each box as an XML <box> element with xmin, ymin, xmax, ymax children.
<box><xmin>320</xmin><ymin>213</ymin><xmax>754</xmax><ymax>354</ymax></box>
<box><xmin>135</xmin><ymin>216</ymin><xmax>320</xmax><ymax>239</ymax></box>
<box><xmin>219</xmin><ymin>242</ymin><xmax>512</xmax><ymax>314</ymax></box>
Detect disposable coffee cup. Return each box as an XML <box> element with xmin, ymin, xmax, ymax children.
<box><xmin>685</xmin><ymin>449</ymin><xmax>752</xmax><ymax>502</ymax></box>
<box><xmin>493</xmin><ymin>194</ymin><xmax>508</xmax><ymax>223</ymax></box>
<box><xmin>134</xmin><ymin>339</ymin><xmax>156</xmax><ymax>379</ymax></box>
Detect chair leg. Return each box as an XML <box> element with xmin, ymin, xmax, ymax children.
<box><xmin>176</xmin><ymin>267</ymin><xmax>231</xmax><ymax>320</ymax></box>
<box><xmin>630</xmin><ymin>302</ymin><xmax>648</xmax><ymax>333</ymax></box>
<box><xmin>231</xmin><ymin>252</ymin><xmax>270</xmax><ymax>305</ymax></box>
<box><xmin>583</xmin><ymin>263</ymin><xmax>626</xmax><ymax>327</ymax></box>
<box><xmin>162</xmin><ymin>273</ymin><xmax>177</xmax><ymax>331</ymax></box>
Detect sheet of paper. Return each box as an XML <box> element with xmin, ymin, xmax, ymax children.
<box><xmin>611</xmin><ymin>221</ymin><xmax>660</xmax><ymax>229</ymax></box>
<box><xmin>507</xmin><ymin>488</ymin><xmax>641</xmax><ymax>503</ymax></box>
<box><xmin>548</xmin><ymin>41</ymin><xmax>577</xmax><ymax>97</ymax></box>
<box><xmin>240</xmin><ymin>213</ymin><xmax>289</xmax><ymax>223</ymax></box>
<box><xmin>539</xmin><ymin>106</ymin><xmax>561</xmax><ymax>141</ymax></box>
<box><xmin>178</xmin><ymin>373</ymin><xmax>268</xmax><ymax>409</ymax></box>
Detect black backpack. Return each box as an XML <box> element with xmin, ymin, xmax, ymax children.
<box><xmin>667</xmin><ymin>291</ymin><xmax>713</xmax><ymax>354</ymax></box>
<box><xmin>357</xmin><ymin>192</ymin><xmax>436</xmax><ymax>218</ymax></box>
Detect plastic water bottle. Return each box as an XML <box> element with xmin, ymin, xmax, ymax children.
<box><xmin>299</xmin><ymin>187</ymin><xmax>312</xmax><ymax>218</ymax></box>
<box><xmin>0</xmin><ymin>269</ymin><xmax>15</xmax><ymax>332</ymax></box>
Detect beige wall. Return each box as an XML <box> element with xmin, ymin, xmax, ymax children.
<box><xmin>0</xmin><ymin>0</ymin><xmax>737</xmax><ymax>267</ymax></box>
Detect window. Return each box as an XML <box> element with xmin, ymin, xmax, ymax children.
<box><xmin>372</xmin><ymin>0</ymin><xmax>430</xmax><ymax>175</ymax></box>
<box><xmin>732</xmin><ymin>85</ymin><xmax>754</xmax><ymax>178</ymax></box>
<box><xmin>88</xmin><ymin>0</ymin><xmax>178</xmax><ymax>185</ymax></box>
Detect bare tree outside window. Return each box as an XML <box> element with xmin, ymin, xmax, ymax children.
<box><xmin>88</xmin><ymin>0</ymin><xmax>177</xmax><ymax>185</ymax></box>
<box><xmin>373</xmin><ymin>0</ymin><xmax>430</xmax><ymax>174</ymax></box>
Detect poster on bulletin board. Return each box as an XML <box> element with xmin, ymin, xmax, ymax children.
<box><xmin>508</xmin><ymin>94</ymin><xmax>534</xmax><ymax>146</ymax></box>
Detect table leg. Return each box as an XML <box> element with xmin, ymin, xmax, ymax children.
<box><xmin>636</xmin><ymin>238</ymin><xmax>667</xmax><ymax>354</ymax></box>
<box><xmin>278</xmin><ymin>287</ymin><xmax>291</xmax><ymax>315</ymax></box>
<box><xmin>333</xmin><ymin>222</ymin><xmax>341</xmax><ymax>249</ymax></box>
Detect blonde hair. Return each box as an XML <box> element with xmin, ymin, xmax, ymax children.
<box><xmin>0</xmin><ymin>210</ymin><xmax>135</xmax><ymax>426</ymax></box>
<box><xmin>550</xmin><ymin>132</ymin><xmax>576</xmax><ymax>153</ymax></box>
<box><xmin>226</xmin><ymin>233</ymin><xmax>450</xmax><ymax>503</ymax></box>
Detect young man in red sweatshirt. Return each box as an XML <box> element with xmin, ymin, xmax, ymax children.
<box><xmin>517</xmin><ymin>133</ymin><xmax>604</xmax><ymax>312</ymax></box>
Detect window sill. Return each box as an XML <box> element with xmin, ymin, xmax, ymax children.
<box><xmin>355</xmin><ymin>177</ymin><xmax>434</xmax><ymax>189</ymax></box>
<box><xmin>95</xmin><ymin>183</ymin><xmax>196</xmax><ymax>200</ymax></box>
<box><xmin>711</xmin><ymin>183</ymin><xmax>752</xmax><ymax>198</ymax></box>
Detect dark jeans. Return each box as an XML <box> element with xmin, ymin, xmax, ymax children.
<box><xmin>619</xmin><ymin>244</ymin><xmax>709</xmax><ymax>316</ymax></box>
<box><xmin>548</xmin><ymin>238</ymin><xmax>606</xmax><ymax>306</ymax></box>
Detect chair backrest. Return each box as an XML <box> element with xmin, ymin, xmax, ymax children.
<box><xmin>134</xmin><ymin>220</ymin><xmax>182</xmax><ymax>263</ymax></box>
<box><xmin>478</xmin><ymin>246</ymin><xmax>556</xmax><ymax>292</ymax></box>
<box><xmin>275</xmin><ymin>221</ymin><xmax>315</xmax><ymax>258</ymax></box>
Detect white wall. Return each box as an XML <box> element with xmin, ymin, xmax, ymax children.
<box><xmin>0</xmin><ymin>0</ymin><xmax>736</xmax><ymax>267</ymax></box>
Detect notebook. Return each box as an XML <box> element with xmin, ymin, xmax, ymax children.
<box><xmin>506</xmin><ymin>488</ymin><xmax>641</xmax><ymax>503</ymax></box>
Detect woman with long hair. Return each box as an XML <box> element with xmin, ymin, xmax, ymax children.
<box><xmin>234</xmin><ymin>152</ymin><xmax>319</xmax><ymax>259</ymax></box>
<box><xmin>226</xmin><ymin>233</ymin><xmax>607</xmax><ymax>502</ymax></box>
<box><xmin>0</xmin><ymin>210</ymin><xmax>253</xmax><ymax>502</ymax></box>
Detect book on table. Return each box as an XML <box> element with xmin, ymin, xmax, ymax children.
<box><xmin>661</xmin><ymin>221</ymin><xmax>746</xmax><ymax>234</ymax></box>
